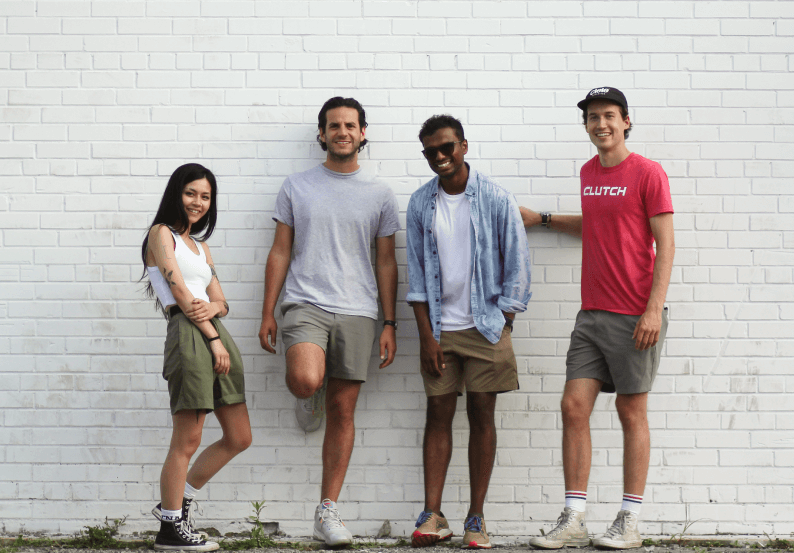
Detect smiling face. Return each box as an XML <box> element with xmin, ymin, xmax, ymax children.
<box><xmin>421</xmin><ymin>126</ymin><xmax>468</xmax><ymax>181</ymax></box>
<box><xmin>319</xmin><ymin>106</ymin><xmax>365</xmax><ymax>162</ymax></box>
<box><xmin>585</xmin><ymin>99</ymin><xmax>631</xmax><ymax>154</ymax></box>
<box><xmin>182</xmin><ymin>177</ymin><xmax>212</xmax><ymax>228</ymax></box>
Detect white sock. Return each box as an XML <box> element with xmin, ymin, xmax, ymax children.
<box><xmin>184</xmin><ymin>482</ymin><xmax>200</xmax><ymax>499</ymax></box>
<box><xmin>161</xmin><ymin>508</ymin><xmax>182</xmax><ymax>522</ymax></box>
<box><xmin>565</xmin><ymin>490</ymin><xmax>587</xmax><ymax>513</ymax></box>
<box><xmin>621</xmin><ymin>493</ymin><xmax>642</xmax><ymax>515</ymax></box>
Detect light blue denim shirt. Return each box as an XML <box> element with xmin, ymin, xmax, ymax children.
<box><xmin>406</xmin><ymin>166</ymin><xmax>532</xmax><ymax>345</ymax></box>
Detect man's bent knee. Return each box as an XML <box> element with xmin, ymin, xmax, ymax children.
<box><xmin>286</xmin><ymin>342</ymin><xmax>326</xmax><ymax>398</ymax></box>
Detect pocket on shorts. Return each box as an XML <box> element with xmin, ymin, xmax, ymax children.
<box><xmin>162</xmin><ymin>316</ymin><xmax>182</xmax><ymax>380</ymax></box>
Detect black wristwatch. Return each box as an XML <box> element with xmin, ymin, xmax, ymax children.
<box><xmin>540</xmin><ymin>212</ymin><xmax>552</xmax><ymax>228</ymax></box>
<box><xmin>384</xmin><ymin>320</ymin><xmax>397</xmax><ymax>330</ymax></box>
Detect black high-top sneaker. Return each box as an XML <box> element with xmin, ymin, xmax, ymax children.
<box><xmin>153</xmin><ymin>518</ymin><xmax>219</xmax><ymax>551</ymax></box>
<box><xmin>151</xmin><ymin>498</ymin><xmax>209</xmax><ymax>539</ymax></box>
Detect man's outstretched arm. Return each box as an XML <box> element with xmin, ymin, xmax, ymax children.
<box><xmin>520</xmin><ymin>206</ymin><xmax>583</xmax><ymax>238</ymax></box>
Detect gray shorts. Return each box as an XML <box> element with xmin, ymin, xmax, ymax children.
<box><xmin>280</xmin><ymin>302</ymin><xmax>377</xmax><ymax>382</ymax></box>
<box><xmin>566</xmin><ymin>308</ymin><xmax>669</xmax><ymax>394</ymax></box>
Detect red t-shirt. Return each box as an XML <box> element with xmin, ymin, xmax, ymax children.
<box><xmin>580</xmin><ymin>152</ymin><xmax>674</xmax><ymax>315</ymax></box>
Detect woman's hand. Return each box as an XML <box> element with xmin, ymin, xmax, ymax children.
<box><xmin>209</xmin><ymin>339</ymin><xmax>230</xmax><ymax>375</ymax></box>
<box><xmin>185</xmin><ymin>298</ymin><xmax>220</xmax><ymax>323</ymax></box>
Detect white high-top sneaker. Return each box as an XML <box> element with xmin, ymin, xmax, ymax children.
<box><xmin>593</xmin><ymin>510</ymin><xmax>642</xmax><ymax>549</ymax></box>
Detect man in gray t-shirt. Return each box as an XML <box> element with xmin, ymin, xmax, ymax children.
<box><xmin>258</xmin><ymin>97</ymin><xmax>400</xmax><ymax>546</ymax></box>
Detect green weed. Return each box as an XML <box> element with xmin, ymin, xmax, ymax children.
<box><xmin>220</xmin><ymin>501</ymin><xmax>278</xmax><ymax>550</ymax></box>
<box><xmin>72</xmin><ymin>517</ymin><xmax>128</xmax><ymax>549</ymax></box>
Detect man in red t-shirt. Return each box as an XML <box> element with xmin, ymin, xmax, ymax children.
<box><xmin>523</xmin><ymin>87</ymin><xmax>674</xmax><ymax>550</ymax></box>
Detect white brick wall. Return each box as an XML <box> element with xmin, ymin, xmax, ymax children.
<box><xmin>1</xmin><ymin>0</ymin><xmax>793</xmax><ymax>539</ymax></box>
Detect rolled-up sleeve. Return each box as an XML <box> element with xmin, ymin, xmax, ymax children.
<box><xmin>497</xmin><ymin>194</ymin><xmax>532</xmax><ymax>313</ymax></box>
<box><xmin>405</xmin><ymin>194</ymin><xmax>428</xmax><ymax>304</ymax></box>
<box><xmin>273</xmin><ymin>177</ymin><xmax>294</xmax><ymax>227</ymax></box>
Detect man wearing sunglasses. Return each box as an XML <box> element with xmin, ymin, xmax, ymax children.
<box><xmin>524</xmin><ymin>88</ymin><xmax>674</xmax><ymax>550</ymax></box>
<box><xmin>406</xmin><ymin>115</ymin><xmax>531</xmax><ymax>550</ymax></box>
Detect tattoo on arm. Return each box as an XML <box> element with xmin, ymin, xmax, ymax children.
<box><xmin>210</xmin><ymin>264</ymin><xmax>219</xmax><ymax>283</ymax></box>
<box><xmin>162</xmin><ymin>268</ymin><xmax>177</xmax><ymax>287</ymax></box>
<box><xmin>151</xmin><ymin>228</ymin><xmax>174</xmax><ymax>262</ymax></box>
<box><xmin>222</xmin><ymin>301</ymin><xmax>229</xmax><ymax>315</ymax></box>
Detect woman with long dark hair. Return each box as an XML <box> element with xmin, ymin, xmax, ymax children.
<box><xmin>142</xmin><ymin>163</ymin><xmax>251</xmax><ymax>551</ymax></box>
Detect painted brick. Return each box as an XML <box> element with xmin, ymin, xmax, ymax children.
<box><xmin>1</xmin><ymin>3</ymin><xmax>793</xmax><ymax>537</ymax></box>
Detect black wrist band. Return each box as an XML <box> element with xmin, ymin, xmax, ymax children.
<box><xmin>383</xmin><ymin>320</ymin><xmax>397</xmax><ymax>328</ymax></box>
<box><xmin>541</xmin><ymin>212</ymin><xmax>552</xmax><ymax>228</ymax></box>
<box><xmin>207</xmin><ymin>336</ymin><xmax>221</xmax><ymax>342</ymax></box>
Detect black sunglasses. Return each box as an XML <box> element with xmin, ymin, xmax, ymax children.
<box><xmin>422</xmin><ymin>141</ymin><xmax>462</xmax><ymax>160</ymax></box>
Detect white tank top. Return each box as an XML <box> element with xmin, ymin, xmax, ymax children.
<box><xmin>147</xmin><ymin>230</ymin><xmax>212</xmax><ymax>308</ymax></box>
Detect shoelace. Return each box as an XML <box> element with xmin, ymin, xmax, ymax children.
<box><xmin>603</xmin><ymin>513</ymin><xmax>629</xmax><ymax>539</ymax></box>
<box><xmin>547</xmin><ymin>511</ymin><xmax>574</xmax><ymax>538</ymax></box>
<box><xmin>301</xmin><ymin>384</ymin><xmax>326</xmax><ymax>414</ymax></box>
<box><xmin>320</xmin><ymin>506</ymin><xmax>345</xmax><ymax>530</ymax></box>
<box><xmin>415</xmin><ymin>511</ymin><xmax>432</xmax><ymax>527</ymax></box>
<box><xmin>176</xmin><ymin>520</ymin><xmax>205</xmax><ymax>544</ymax></box>
<box><xmin>464</xmin><ymin>515</ymin><xmax>483</xmax><ymax>533</ymax></box>
<box><xmin>184</xmin><ymin>499</ymin><xmax>203</xmax><ymax>534</ymax></box>
<box><xmin>312</xmin><ymin>385</ymin><xmax>324</xmax><ymax>413</ymax></box>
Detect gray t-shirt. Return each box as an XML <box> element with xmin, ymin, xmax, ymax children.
<box><xmin>273</xmin><ymin>164</ymin><xmax>401</xmax><ymax>320</ymax></box>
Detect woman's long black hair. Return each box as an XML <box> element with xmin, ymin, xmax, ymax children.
<box><xmin>140</xmin><ymin>163</ymin><xmax>218</xmax><ymax>316</ymax></box>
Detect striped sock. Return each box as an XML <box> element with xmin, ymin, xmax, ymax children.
<box><xmin>565</xmin><ymin>490</ymin><xmax>587</xmax><ymax>513</ymax></box>
<box><xmin>621</xmin><ymin>493</ymin><xmax>642</xmax><ymax>515</ymax></box>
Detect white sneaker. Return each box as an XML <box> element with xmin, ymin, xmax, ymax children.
<box><xmin>313</xmin><ymin>498</ymin><xmax>352</xmax><ymax>546</ymax></box>
<box><xmin>529</xmin><ymin>507</ymin><xmax>590</xmax><ymax>549</ymax></box>
<box><xmin>296</xmin><ymin>381</ymin><xmax>326</xmax><ymax>432</ymax></box>
<box><xmin>592</xmin><ymin>510</ymin><xmax>642</xmax><ymax>549</ymax></box>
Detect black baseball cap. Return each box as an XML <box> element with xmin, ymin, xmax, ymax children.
<box><xmin>577</xmin><ymin>87</ymin><xmax>628</xmax><ymax>112</ymax></box>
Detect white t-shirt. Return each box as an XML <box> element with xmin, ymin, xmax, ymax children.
<box><xmin>433</xmin><ymin>188</ymin><xmax>475</xmax><ymax>331</ymax></box>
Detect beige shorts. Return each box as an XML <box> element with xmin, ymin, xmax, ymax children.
<box><xmin>280</xmin><ymin>302</ymin><xmax>377</xmax><ymax>382</ymax></box>
<box><xmin>422</xmin><ymin>325</ymin><xmax>518</xmax><ymax>397</ymax></box>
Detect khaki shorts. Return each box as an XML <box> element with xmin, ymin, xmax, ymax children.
<box><xmin>422</xmin><ymin>325</ymin><xmax>518</xmax><ymax>397</ymax></box>
<box><xmin>162</xmin><ymin>312</ymin><xmax>246</xmax><ymax>415</ymax></box>
<box><xmin>566</xmin><ymin>308</ymin><xmax>669</xmax><ymax>394</ymax></box>
<box><xmin>280</xmin><ymin>302</ymin><xmax>377</xmax><ymax>382</ymax></box>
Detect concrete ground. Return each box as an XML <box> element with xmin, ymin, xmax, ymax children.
<box><xmin>4</xmin><ymin>532</ymin><xmax>784</xmax><ymax>552</ymax></box>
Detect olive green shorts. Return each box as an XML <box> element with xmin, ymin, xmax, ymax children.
<box><xmin>422</xmin><ymin>325</ymin><xmax>519</xmax><ymax>397</ymax></box>
<box><xmin>162</xmin><ymin>312</ymin><xmax>246</xmax><ymax>415</ymax></box>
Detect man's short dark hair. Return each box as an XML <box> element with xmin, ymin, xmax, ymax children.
<box><xmin>418</xmin><ymin>114</ymin><xmax>465</xmax><ymax>143</ymax></box>
<box><xmin>317</xmin><ymin>96</ymin><xmax>368</xmax><ymax>152</ymax></box>
<box><xmin>582</xmin><ymin>102</ymin><xmax>633</xmax><ymax>139</ymax></box>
